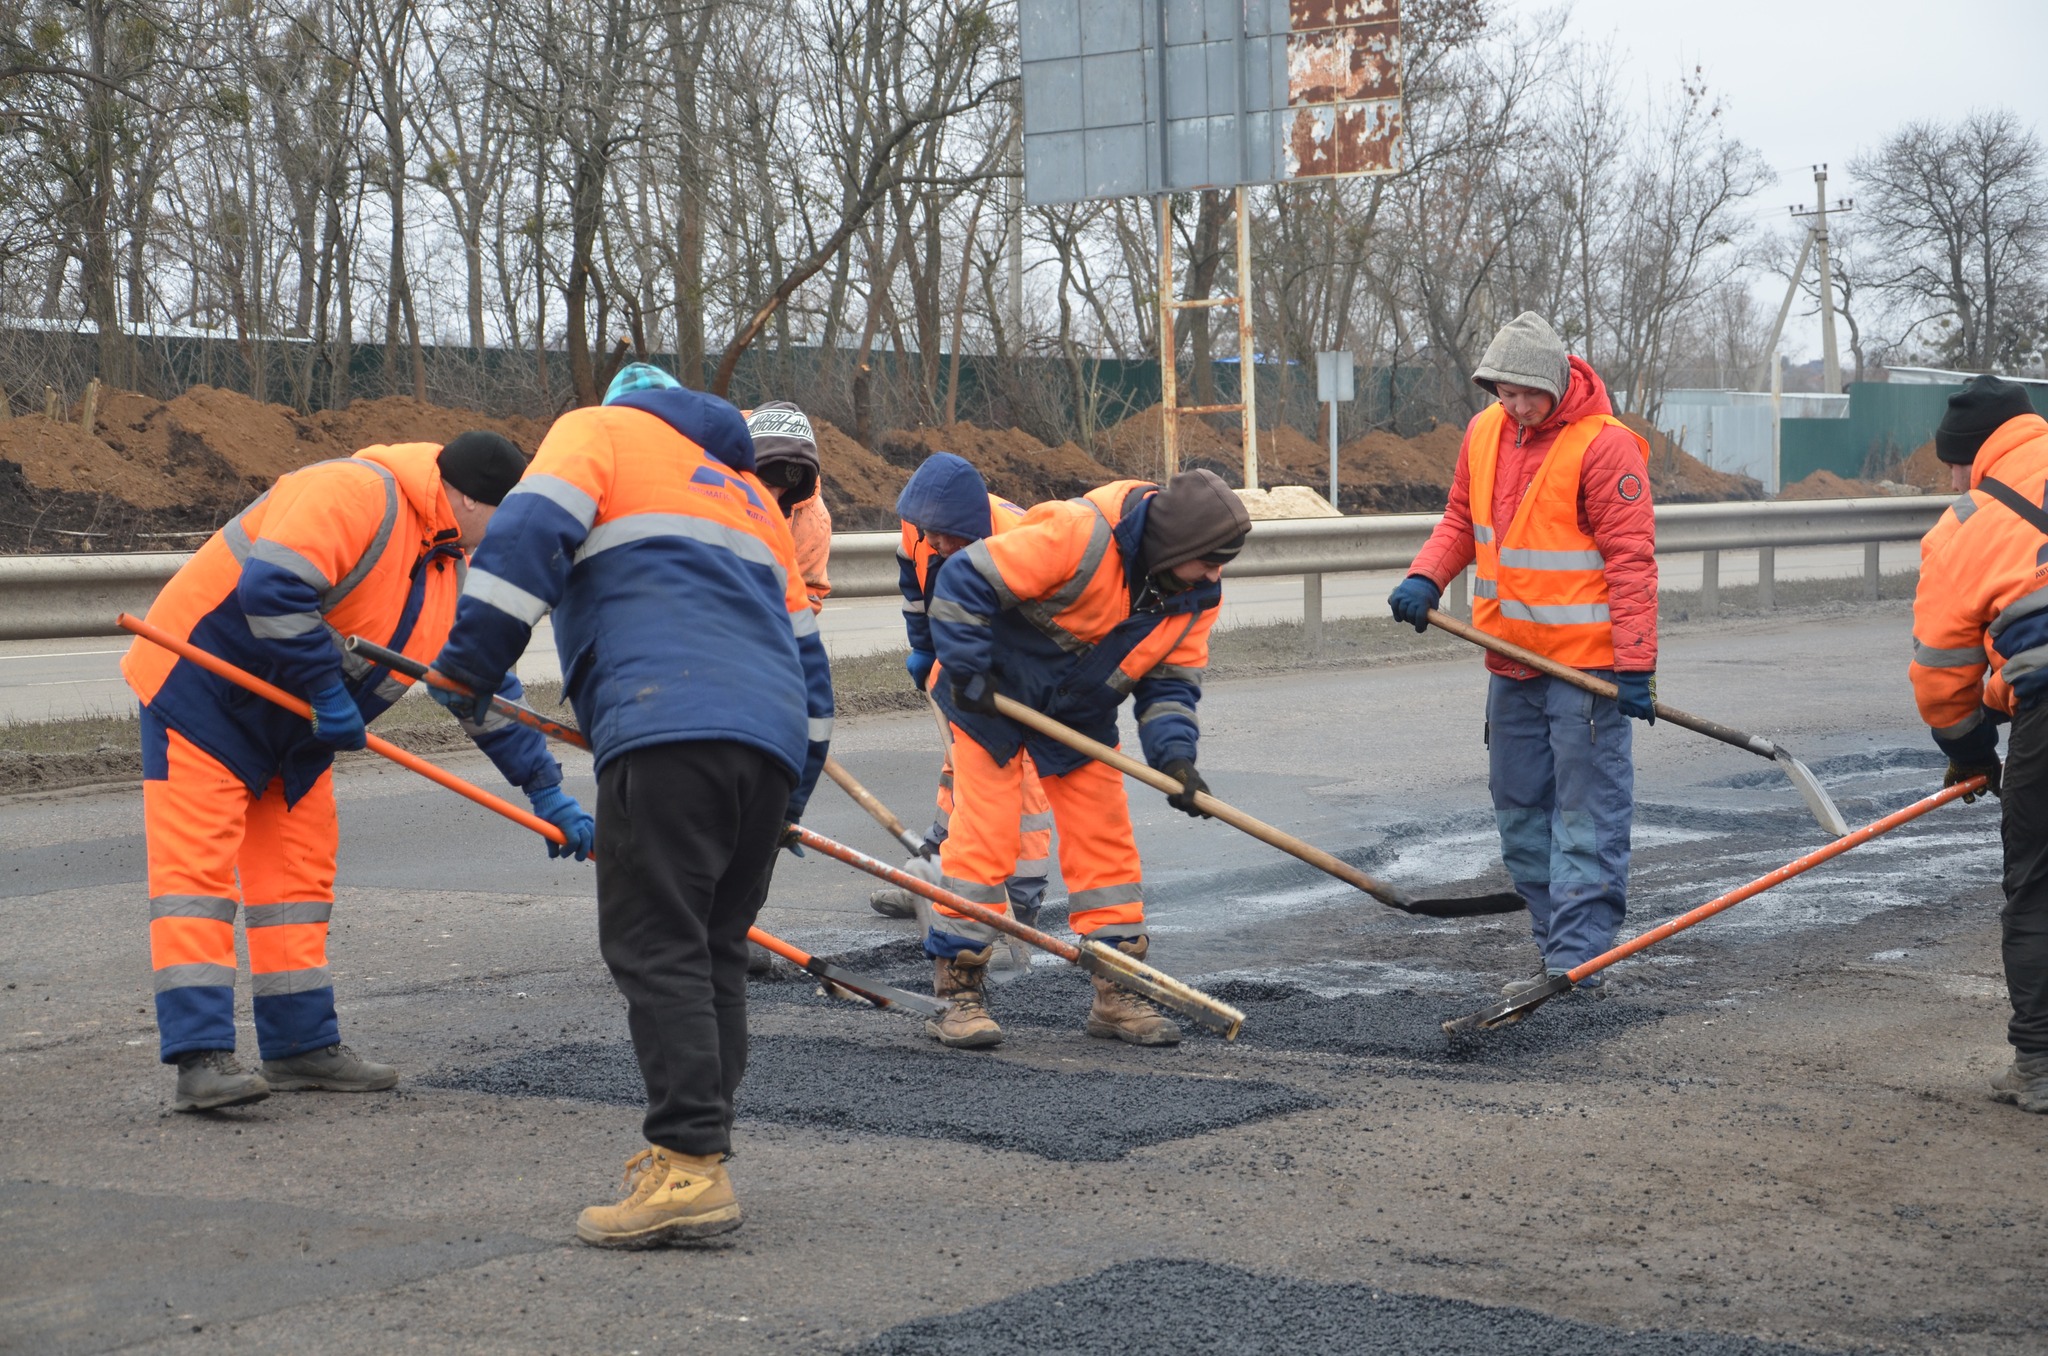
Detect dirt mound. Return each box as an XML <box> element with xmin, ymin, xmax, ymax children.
<box><xmin>1776</xmin><ymin>469</ymin><xmax>1890</xmax><ymax>500</ymax></box>
<box><xmin>0</xmin><ymin>413</ymin><xmax>190</xmax><ymax>510</ymax></box>
<box><xmin>1093</xmin><ymin>404</ymin><xmax>1240</xmax><ymax>480</ymax></box>
<box><xmin>1618</xmin><ymin>414</ymin><xmax>1765</xmax><ymax>504</ymax></box>
<box><xmin>1334</xmin><ymin>423</ymin><xmax>1463</xmax><ymax>513</ymax></box>
<box><xmin>812</xmin><ymin>418</ymin><xmax>909</xmax><ymax>531</ymax></box>
<box><xmin>1901</xmin><ymin>439</ymin><xmax>1950</xmax><ymax>492</ymax></box>
<box><xmin>302</xmin><ymin>396</ymin><xmax>549</xmax><ymax>462</ymax></box>
<box><xmin>878</xmin><ymin>422</ymin><xmax>1118</xmax><ymax>506</ymax></box>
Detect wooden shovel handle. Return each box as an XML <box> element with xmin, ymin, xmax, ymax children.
<box><xmin>823</xmin><ymin>756</ymin><xmax>923</xmax><ymax>851</ymax></box>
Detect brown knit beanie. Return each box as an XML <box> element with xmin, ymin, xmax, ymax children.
<box><xmin>1142</xmin><ymin>469</ymin><xmax>1252</xmax><ymax>573</ymax></box>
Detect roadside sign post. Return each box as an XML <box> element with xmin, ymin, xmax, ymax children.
<box><xmin>1315</xmin><ymin>350</ymin><xmax>1355</xmax><ymax>509</ymax></box>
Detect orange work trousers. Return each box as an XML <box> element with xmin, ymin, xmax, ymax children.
<box><xmin>145</xmin><ymin>714</ymin><xmax>340</xmax><ymax>1063</ymax></box>
<box><xmin>928</xmin><ymin>723</ymin><xmax>1144</xmax><ymax>957</ymax></box>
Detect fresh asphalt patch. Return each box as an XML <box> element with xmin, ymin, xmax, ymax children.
<box><xmin>845</xmin><ymin>1258</ymin><xmax>1850</xmax><ymax>1356</ymax></box>
<box><xmin>428</xmin><ymin>1035</ymin><xmax>1321</xmax><ymax>1162</ymax></box>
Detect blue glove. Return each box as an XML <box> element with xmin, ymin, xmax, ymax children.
<box><xmin>425</xmin><ymin>668</ymin><xmax>492</xmax><ymax>723</ymax></box>
<box><xmin>528</xmin><ymin>784</ymin><xmax>595</xmax><ymax>861</ymax></box>
<box><xmin>906</xmin><ymin>649</ymin><xmax>936</xmax><ymax>692</ymax></box>
<box><xmin>1613</xmin><ymin>670</ymin><xmax>1657</xmax><ymax>723</ymax></box>
<box><xmin>307</xmin><ymin>682</ymin><xmax>366</xmax><ymax>751</ymax></box>
<box><xmin>1387</xmin><ymin>574</ymin><xmax>1441</xmax><ymax>632</ymax></box>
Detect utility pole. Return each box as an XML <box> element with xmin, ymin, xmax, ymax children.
<box><xmin>1789</xmin><ymin>165</ymin><xmax>1853</xmax><ymax>395</ymax></box>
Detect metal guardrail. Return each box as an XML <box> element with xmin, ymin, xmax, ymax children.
<box><xmin>0</xmin><ymin>496</ymin><xmax>1950</xmax><ymax>642</ymax></box>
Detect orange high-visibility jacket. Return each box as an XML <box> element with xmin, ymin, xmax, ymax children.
<box><xmin>1911</xmin><ymin>412</ymin><xmax>2048</xmax><ymax>740</ymax></box>
<box><xmin>898</xmin><ymin>492</ymin><xmax>1029</xmax><ymax>655</ymax></box>
<box><xmin>1468</xmin><ymin>402</ymin><xmax>1651</xmax><ymax>670</ymax></box>
<box><xmin>121</xmin><ymin>443</ymin><xmax>557</xmax><ymax>804</ymax></box>
<box><xmin>790</xmin><ymin>493</ymin><xmax>832</xmax><ymax>612</ymax></box>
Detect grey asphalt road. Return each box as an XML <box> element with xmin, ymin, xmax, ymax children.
<box><xmin>0</xmin><ymin>541</ymin><xmax>1916</xmax><ymax>721</ymax></box>
<box><xmin>5</xmin><ymin>603</ymin><xmax>2041</xmax><ymax>1354</ymax></box>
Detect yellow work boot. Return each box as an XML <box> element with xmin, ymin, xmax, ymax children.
<box><xmin>1085</xmin><ymin>936</ymin><xmax>1181</xmax><ymax>1047</ymax></box>
<box><xmin>575</xmin><ymin>1146</ymin><xmax>741</xmax><ymax>1248</ymax></box>
<box><xmin>925</xmin><ymin>944</ymin><xmax>1003</xmax><ymax>1049</ymax></box>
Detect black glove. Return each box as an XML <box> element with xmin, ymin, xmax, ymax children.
<box><xmin>1160</xmin><ymin>757</ymin><xmax>1210</xmax><ymax>818</ymax></box>
<box><xmin>1944</xmin><ymin>760</ymin><xmax>2002</xmax><ymax>804</ymax></box>
<box><xmin>951</xmin><ymin>671</ymin><xmax>999</xmax><ymax>716</ymax></box>
<box><xmin>779</xmin><ymin>822</ymin><xmax>806</xmax><ymax>857</ymax></box>
<box><xmin>1935</xmin><ymin>719</ymin><xmax>2002</xmax><ymax>804</ymax></box>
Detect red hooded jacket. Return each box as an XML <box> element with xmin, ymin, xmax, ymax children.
<box><xmin>1409</xmin><ymin>356</ymin><xmax>1658</xmax><ymax>677</ymax></box>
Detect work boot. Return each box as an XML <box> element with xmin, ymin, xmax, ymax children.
<box><xmin>172</xmin><ymin>1050</ymin><xmax>270</xmax><ymax>1113</ymax></box>
<box><xmin>1501</xmin><ymin>970</ymin><xmax>1550</xmax><ymax>999</ymax></box>
<box><xmin>870</xmin><ymin>855</ymin><xmax>942</xmax><ymax>919</ymax></box>
<box><xmin>260</xmin><ymin>1043</ymin><xmax>398</xmax><ymax>1092</ymax></box>
<box><xmin>576</xmin><ymin>1145</ymin><xmax>741</xmax><ymax>1248</ymax></box>
<box><xmin>925</xmin><ymin>945</ymin><xmax>1002</xmax><ymax>1049</ymax></box>
<box><xmin>1085</xmin><ymin>937</ymin><xmax>1181</xmax><ymax>1047</ymax></box>
<box><xmin>1990</xmin><ymin>1054</ymin><xmax>2048</xmax><ymax>1113</ymax></box>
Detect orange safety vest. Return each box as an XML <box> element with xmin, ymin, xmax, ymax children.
<box><xmin>1468</xmin><ymin>403</ymin><xmax>1648</xmax><ymax>669</ymax></box>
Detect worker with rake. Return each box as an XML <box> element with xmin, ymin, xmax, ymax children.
<box><xmin>1388</xmin><ymin>312</ymin><xmax>1658</xmax><ymax>997</ymax></box>
<box><xmin>921</xmin><ymin>468</ymin><xmax>1250</xmax><ymax>1049</ymax></box>
<box><xmin>1909</xmin><ymin>375</ymin><xmax>2048</xmax><ymax>1115</ymax></box>
<box><xmin>429</xmin><ymin>362</ymin><xmax>833</xmax><ymax>1247</ymax></box>
<box><xmin>866</xmin><ymin>451</ymin><xmax>1052</xmax><ymax>936</ymax></box>
<box><xmin>122</xmin><ymin>431</ymin><xmax>584</xmax><ymax>1114</ymax></box>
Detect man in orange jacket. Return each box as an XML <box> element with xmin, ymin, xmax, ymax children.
<box><xmin>1388</xmin><ymin>312</ymin><xmax>1657</xmax><ymax>995</ymax></box>
<box><xmin>1908</xmin><ymin>374</ymin><xmax>2048</xmax><ymax>1114</ymax></box>
<box><xmin>123</xmin><ymin>433</ymin><xmax>587</xmax><ymax>1113</ymax></box>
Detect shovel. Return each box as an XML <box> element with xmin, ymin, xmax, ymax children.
<box><xmin>1440</xmin><ymin>775</ymin><xmax>1986</xmax><ymax>1036</ymax></box>
<box><xmin>987</xmin><ymin>693</ymin><xmax>1526</xmax><ymax>918</ymax></box>
<box><xmin>1424</xmin><ymin>609</ymin><xmax>1852</xmax><ymax>839</ymax></box>
<box><xmin>121</xmin><ymin>620</ymin><xmax>941</xmax><ymax>1019</ymax></box>
<box><xmin>823</xmin><ymin>756</ymin><xmax>928</xmax><ymax>857</ymax></box>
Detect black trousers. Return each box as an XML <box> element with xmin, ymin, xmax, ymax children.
<box><xmin>2004</xmin><ymin>700</ymin><xmax>2048</xmax><ymax>1056</ymax></box>
<box><xmin>595</xmin><ymin>740</ymin><xmax>793</xmax><ymax>1156</ymax></box>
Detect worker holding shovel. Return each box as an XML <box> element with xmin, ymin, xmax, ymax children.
<box><xmin>428</xmin><ymin>362</ymin><xmax>833</xmax><ymax>1248</ymax></box>
<box><xmin>1387</xmin><ymin>312</ymin><xmax>1657</xmax><ymax>998</ymax></box>
<box><xmin>1909</xmin><ymin>375</ymin><xmax>2048</xmax><ymax>1114</ymax></box>
<box><xmin>922</xmin><ymin>468</ymin><xmax>1250</xmax><ymax>1049</ymax></box>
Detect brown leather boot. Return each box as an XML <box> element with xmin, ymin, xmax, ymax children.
<box><xmin>576</xmin><ymin>1146</ymin><xmax>741</xmax><ymax>1248</ymax></box>
<box><xmin>925</xmin><ymin>944</ymin><xmax>1002</xmax><ymax>1049</ymax></box>
<box><xmin>1085</xmin><ymin>936</ymin><xmax>1181</xmax><ymax>1046</ymax></box>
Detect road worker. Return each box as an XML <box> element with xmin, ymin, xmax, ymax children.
<box><xmin>1907</xmin><ymin>375</ymin><xmax>2048</xmax><ymax>1114</ymax></box>
<box><xmin>746</xmin><ymin>401</ymin><xmax>831</xmax><ymax>612</ymax></box>
<box><xmin>1387</xmin><ymin>311</ymin><xmax>1657</xmax><ymax>996</ymax></box>
<box><xmin>428</xmin><ymin>362</ymin><xmax>832</xmax><ymax>1247</ymax></box>
<box><xmin>922</xmin><ymin>468</ymin><xmax>1250</xmax><ymax>1049</ymax></box>
<box><xmin>866</xmin><ymin>453</ymin><xmax>1050</xmax><ymax>941</ymax></box>
<box><xmin>122</xmin><ymin>432</ymin><xmax>585</xmax><ymax>1113</ymax></box>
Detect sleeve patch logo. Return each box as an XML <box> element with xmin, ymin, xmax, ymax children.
<box><xmin>1618</xmin><ymin>473</ymin><xmax>1643</xmax><ymax>502</ymax></box>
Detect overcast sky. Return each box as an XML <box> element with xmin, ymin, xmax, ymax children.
<box><xmin>1495</xmin><ymin>0</ymin><xmax>2048</xmax><ymax>363</ymax></box>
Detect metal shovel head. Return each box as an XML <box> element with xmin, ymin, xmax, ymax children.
<box><xmin>1075</xmin><ymin>939</ymin><xmax>1245</xmax><ymax>1040</ymax></box>
<box><xmin>1440</xmin><ymin>973</ymin><xmax>1575</xmax><ymax>1037</ymax></box>
<box><xmin>1776</xmin><ymin>748</ymin><xmax>1853</xmax><ymax>838</ymax></box>
<box><xmin>803</xmin><ymin>958</ymin><xmax>950</xmax><ymax>1019</ymax></box>
<box><xmin>1389</xmin><ymin>889</ymin><xmax>1528</xmax><ymax>919</ymax></box>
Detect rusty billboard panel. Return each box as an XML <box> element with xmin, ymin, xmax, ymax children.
<box><xmin>1283</xmin><ymin>1</ymin><xmax>1403</xmax><ymax>179</ymax></box>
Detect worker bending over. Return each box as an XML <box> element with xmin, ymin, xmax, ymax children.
<box><xmin>923</xmin><ymin>469</ymin><xmax>1250</xmax><ymax>1049</ymax></box>
<box><xmin>867</xmin><ymin>452</ymin><xmax>1050</xmax><ymax>931</ymax></box>
<box><xmin>1908</xmin><ymin>375</ymin><xmax>2048</xmax><ymax>1114</ymax></box>
<box><xmin>430</xmin><ymin>363</ymin><xmax>832</xmax><ymax>1247</ymax></box>
<box><xmin>1388</xmin><ymin>311</ymin><xmax>1657</xmax><ymax>995</ymax></box>
<box><xmin>123</xmin><ymin>433</ymin><xmax>584</xmax><ymax>1113</ymax></box>
<box><xmin>746</xmin><ymin>401</ymin><xmax>831</xmax><ymax>612</ymax></box>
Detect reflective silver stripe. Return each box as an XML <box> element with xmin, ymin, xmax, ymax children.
<box><xmin>808</xmin><ymin>716</ymin><xmax>834</xmax><ymax>742</ymax></box>
<box><xmin>902</xmin><ymin>598</ymin><xmax>927</xmax><ymax>614</ymax></box>
<box><xmin>1472</xmin><ymin>524</ymin><xmax>1494</xmax><ymax>544</ymax></box>
<box><xmin>1019</xmin><ymin>811</ymin><xmax>1055</xmax><ymax>833</ymax></box>
<box><xmin>1498</xmin><ymin>547</ymin><xmax>1605</xmax><ymax>570</ymax></box>
<box><xmin>2002</xmin><ymin>644</ymin><xmax>2048</xmax><ymax>686</ymax></box>
<box><xmin>1067</xmin><ymin>882</ymin><xmax>1144</xmax><ymax>912</ymax></box>
<box><xmin>962</xmin><ymin>539</ymin><xmax>1022</xmax><ymax>609</ymax></box>
<box><xmin>249</xmin><ymin>611</ymin><xmax>326</xmax><ymax>639</ymax></box>
<box><xmin>372</xmin><ymin>674</ymin><xmax>408</xmax><ymax>705</ymax></box>
<box><xmin>1015</xmin><ymin>857</ymin><xmax>1053</xmax><ymax>876</ymax></box>
<box><xmin>462</xmin><ymin>568</ymin><xmax>550</xmax><ymax>625</ymax></box>
<box><xmin>340</xmin><ymin>644</ymin><xmax>375</xmax><ymax>683</ymax></box>
<box><xmin>243</xmin><ymin>901</ymin><xmax>333</xmax><ymax>928</ymax></box>
<box><xmin>250</xmin><ymin>538</ymin><xmax>331</xmax><ymax>589</ymax></box>
<box><xmin>222</xmin><ymin>493</ymin><xmax>270</xmax><ymax>562</ymax></box>
<box><xmin>576</xmin><ymin>512</ymin><xmax>788</xmax><ymax>593</ymax></box>
<box><xmin>150</xmin><ymin>894</ymin><xmax>237</xmax><ymax>922</ymax></box>
<box><xmin>505</xmin><ymin>473</ymin><xmax>598</xmax><ymax>529</ymax></box>
<box><xmin>791</xmin><ymin>607</ymin><xmax>820</xmax><ymax>638</ymax></box>
<box><xmin>929</xmin><ymin>598</ymin><xmax>990</xmax><ymax>627</ymax></box>
<box><xmin>1018</xmin><ymin>502</ymin><xmax>1114</xmax><ymax>642</ymax></box>
<box><xmin>1913</xmin><ymin>638</ymin><xmax>1988</xmax><ymax>668</ymax></box>
<box><xmin>155</xmin><ymin>962</ymin><xmax>236</xmax><ymax>991</ymax></box>
<box><xmin>1473</xmin><ymin>576</ymin><xmax>1498</xmax><ymax>599</ymax></box>
<box><xmin>1150</xmin><ymin>663</ymin><xmax>1204</xmax><ymax>682</ymax></box>
<box><xmin>1106</xmin><ymin>669</ymin><xmax>1137</xmax><ymax>696</ymax></box>
<box><xmin>1497</xmin><ymin>599</ymin><xmax>1610</xmax><ymax>625</ymax></box>
<box><xmin>1990</xmin><ymin>583</ymin><xmax>2048</xmax><ymax>639</ymax></box>
<box><xmin>251</xmin><ymin>966</ymin><xmax>333</xmax><ymax>996</ymax></box>
<box><xmin>939</xmin><ymin>876</ymin><xmax>1010</xmax><ymax>906</ymax></box>
<box><xmin>459</xmin><ymin>706</ymin><xmax>514</xmax><ymax>738</ymax></box>
<box><xmin>937</xmin><ymin>772</ymin><xmax>953</xmax><ymax>787</ymax></box>
<box><xmin>321</xmin><ymin>461</ymin><xmax>399</xmax><ymax>612</ymax></box>
<box><xmin>1137</xmin><ymin>700</ymin><xmax>1197</xmax><ymax>727</ymax></box>
<box><xmin>1936</xmin><ymin>708</ymin><xmax>1985</xmax><ymax>739</ymax></box>
<box><xmin>1954</xmin><ymin>492</ymin><xmax>1979</xmax><ymax>525</ymax></box>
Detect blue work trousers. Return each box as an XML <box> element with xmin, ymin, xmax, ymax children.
<box><xmin>1487</xmin><ymin>671</ymin><xmax>1634</xmax><ymax>969</ymax></box>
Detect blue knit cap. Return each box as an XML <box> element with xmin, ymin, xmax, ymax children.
<box><xmin>603</xmin><ymin>362</ymin><xmax>681</xmax><ymax>404</ymax></box>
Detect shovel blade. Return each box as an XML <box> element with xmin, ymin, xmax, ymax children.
<box><xmin>1075</xmin><ymin>939</ymin><xmax>1244</xmax><ymax>1040</ymax></box>
<box><xmin>1440</xmin><ymin>973</ymin><xmax>1574</xmax><ymax>1036</ymax></box>
<box><xmin>1392</xmin><ymin>890</ymin><xmax>1528</xmax><ymax>919</ymax></box>
<box><xmin>1776</xmin><ymin>749</ymin><xmax>1853</xmax><ymax>838</ymax></box>
<box><xmin>803</xmin><ymin>958</ymin><xmax>950</xmax><ymax>1019</ymax></box>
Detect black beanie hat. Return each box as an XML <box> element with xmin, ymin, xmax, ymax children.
<box><xmin>438</xmin><ymin>431</ymin><xmax>527</xmax><ymax>505</ymax></box>
<box><xmin>1936</xmin><ymin>375</ymin><xmax>2034</xmax><ymax>465</ymax></box>
<box><xmin>1142</xmin><ymin>469</ymin><xmax>1253</xmax><ymax>574</ymax></box>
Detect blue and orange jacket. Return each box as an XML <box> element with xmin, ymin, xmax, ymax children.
<box><xmin>928</xmin><ymin>479</ymin><xmax>1216</xmax><ymax>777</ymax></box>
<box><xmin>121</xmin><ymin>443</ymin><xmax>560</xmax><ymax>804</ymax></box>
<box><xmin>1911</xmin><ymin>412</ymin><xmax>2048</xmax><ymax>738</ymax></box>
<box><xmin>433</xmin><ymin>387</ymin><xmax>832</xmax><ymax>816</ymax></box>
<box><xmin>896</xmin><ymin>452</ymin><xmax>1027</xmax><ymax>655</ymax></box>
